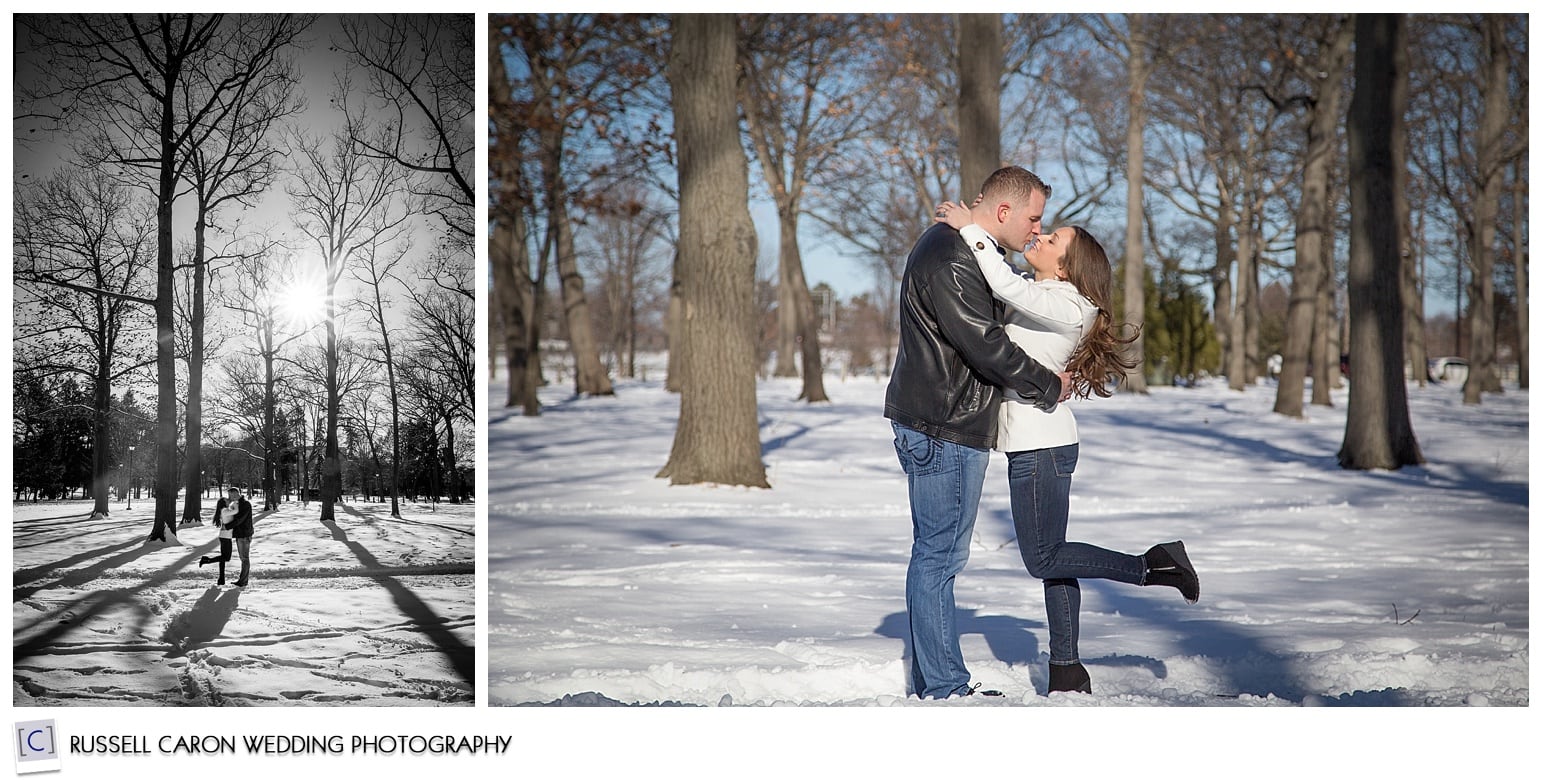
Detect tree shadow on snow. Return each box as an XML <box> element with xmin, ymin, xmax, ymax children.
<box><xmin>328</xmin><ymin>507</ymin><xmax>475</xmax><ymax>687</ymax></box>
<box><xmin>13</xmin><ymin>539</ymin><xmax>222</xmax><ymax>664</ymax></box>
<box><xmin>876</xmin><ymin>608</ymin><xmax>1045</xmax><ymax>695</ymax></box>
<box><xmin>758</xmin><ymin>415</ymin><xmax>844</xmax><ymax>457</ymax></box>
<box><xmin>1096</xmin><ymin>410</ymin><xmax>1528</xmax><ymax>512</ymax></box>
<box><xmin>12</xmin><ymin>537</ymin><xmax>149</xmax><ymax>592</ymax></box>
<box><xmin>1096</xmin><ymin>411</ymin><xmax>1339</xmax><ymax>472</ymax></box>
<box><xmin>12</xmin><ymin>533</ymin><xmax>226</xmax><ymax>604</ymax></box>
<box><xmin>12</xmin><ymin>514</ymin><xmax>129</xmax><ymax>547</ymax></box>
<box><xmin>161</xmin><ymin>586</ymin><xmax>243</xmax><ymax>657</ymax></box>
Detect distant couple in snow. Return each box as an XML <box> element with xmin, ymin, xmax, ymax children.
<box><xmin>885</xmin><ymin>165</ymin><xmax>1200</xmax><ymax>699</ymax></box>
<box><xmin>199</xmin><ymin>487</ymin><xmax>254</xmax><ymax>587</ymax></box>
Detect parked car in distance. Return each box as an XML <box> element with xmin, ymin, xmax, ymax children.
<box><xmin>1429</xmin><ymin>356</ymin><xmax>1469</xmax><ymax>384</ymax></box>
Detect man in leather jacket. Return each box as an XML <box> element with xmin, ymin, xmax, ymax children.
<box><xmin>226</xmin><ymin>488</ymin><xmax>255</xmax><ymax>587</ymax></box>
<box><xmin>886</xmin><ymin>165</ymin><xmax>1068</xmax><ymax>699</ymax></box>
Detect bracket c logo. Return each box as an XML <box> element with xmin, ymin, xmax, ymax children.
<box><xmin>13</xmin><ymin>720</ymin><xmax>60</xmax><ymax>774</ymax></box>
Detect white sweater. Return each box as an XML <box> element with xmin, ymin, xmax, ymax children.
<box><xmin>959</xmin><ymin>224</ymin><xmax>1098</xmax><ymax>453</ymax></box>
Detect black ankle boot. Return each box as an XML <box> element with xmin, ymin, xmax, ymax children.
<box><xmin>1048</xmin><ymin>662</ymin><xmax>1091</xmax><ymax>694</ymax></box>
<box><xmin>1144</xmin><ymin>541</ymin><xmax>1200</xmax><ymax>603</ymax></box>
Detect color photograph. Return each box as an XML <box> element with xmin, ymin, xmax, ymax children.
<box><xmin>487</xmin><ymin>13</ymin><xmax>1527</xmax><ymax>707</ymax></box>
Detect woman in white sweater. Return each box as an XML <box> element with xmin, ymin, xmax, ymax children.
<box><xmin>937</xmin><ymin>200</ymin><xmax>1199</xmax><ymax>695</ymax></box>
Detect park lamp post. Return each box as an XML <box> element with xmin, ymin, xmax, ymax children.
<box><xmin>126</xmin><ymin>445</ymin><xmax>135</xmax><ymax>511</ymax></box>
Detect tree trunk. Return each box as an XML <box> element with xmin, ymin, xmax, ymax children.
<box><xmin>385</xmin><ymin>347</ymin><xmax>402</xmax><ymax>517</ymax></box>
<box><xmin>774</xmin><ymin>245</ymin><xmax>800</xmax><ymax>377</ymax></box>
<box><xmin>1514</xmin><ymin>160</ymin><xmax>1528</xmax><ymax>389</ymax></box>
<box><xmin>149</xmin><ymin>75</ymin><xmax>179</xmax><ymax>543</ymax></box>
<box><xmin>664</xmin><ymin>255</ymin><xmax>684</xmax><ymax>393</ymax></box>
<box><xmin>322</xmin><ymin>267</ymin><xmax>341</xmax><ymax>521</ymax></box>
<box><xmin>262</xmin><ymin>322</ymin><xmax>279</xmax><ymax>512</ymax></box>
<box><xmin>181</xmin><ymin>213</ymin><xmax>209</xmax><ymax>522</ymax></box>
<box><xmin>1244</xmin><ymin>235</ymin><xmax>1262</xmax><ymax>383</ymax></box>
<box><xmin>658</xmin><ymin>13</ymin><xmax>769</xmax><ymax>488</ymax></box>
<box><xmin>1312</xmin><ymin>220</ymin><xmax>1339</xmax><ymax>404</ymax></box>
<box><xmin>91</xmin><ymin>356</ymin><xmax>112</xmax><ymax>518</ymax></box>
<box><xmin>1228</xmin><ymin>215</ymin><xmax>1253</xmax><ymax>391</ymax></box>
<box><xmin>489</xmin><ymin>40</ymin><xmax>541</xmax><ymax>414</ymax></box>
<box><xmin>298</xmin><ymin>406</ymin><xmax>309</xmax><ymax>505</ymax></box>
<box><xmin>626</xmin><ymin>249</ymin><xmax>639</xmax><ymax>379</ymax></box>
<box><xmin>365</xmin><ymin>259</ymin><xmax>406</xmax><ymax>519</ymax></box>
<box><xmin>1122</xmin><ymin>14</ymin><xmax>1150</xmax><ymax>394</ymax></box>
<box><xmin>779</xmin><ymin>215</ymin><xmax>828</xmax><ymax>402</ymax></box>
<box><xmin>1276</xmin><ymin>20</ymin><xmax>1351</xmax><ymax>417</ymax></box>
<box><xmin>1463</xmin><ymin>14</ymin><xmax>1508</xmax><ymax>403</ymax></box>
<box><xmin>544</xmin><ymin>134</ymin><xmax>614</xmax><ymax>398</ymax></box>
<box><xmin>1395</xmin><ymin>29</ymin><xmax>1426</xmax><ymax>388</ymax></box>
<box><xmin>1454</xmin><ymin>248</ymin><xmax>1463</xmax><ymax>357</ymax></box>
<box><xmin>956</xmin><ymin>13</ymin><xmax>1003</xmax><ymax>198</ymax></box>
<box><xmin>1340</xmin><ymin>13</ymin><xmax>1422</xmax><ymax>470</ymax></box>
<box><xmin>442</xmin><ymin>410</ymin><xmax>459</xmax><ymax>503</ymax></box>
<box><xmin>1212</xmin><ymin>203</ymin><xmax>1236</xmax><ymax>382</ymax></box>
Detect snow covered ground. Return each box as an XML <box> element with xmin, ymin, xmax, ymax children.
<box><xmin>13</xmin><ymin>498</ymin><xmax>474</xmax><ymax>706</ymax></box>
<box><xmin>488</xmin><ymin>373</ymin><xmax>1528</xmax><ymax>708</ymax></box>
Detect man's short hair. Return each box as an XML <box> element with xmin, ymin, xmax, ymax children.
<box><xmin>978</xmin><ymin>166</ymin><xmax>1052</xmax><ymax>204</ymax></box>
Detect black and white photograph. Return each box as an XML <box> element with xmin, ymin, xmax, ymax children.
<box><xmin>12</xmin><ymin>13</ymin><xmax>476</xmax><ymax>706</ymax></box>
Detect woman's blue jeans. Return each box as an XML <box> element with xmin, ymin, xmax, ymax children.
<box><xmin>893</xmin><ymin>423</ymin><xmax>989</xmax><ymax>699</ymax></box>
<box><xmin>1007</xmin><ymin>444</ymin><xmax>1145</xmax><ymax>665</ymax></box>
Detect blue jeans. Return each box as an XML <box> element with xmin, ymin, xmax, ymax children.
<box><xmin>893</xmin><ymin>423</ymin><xmax>990</xmax><ymax>699</ymax></box>
<box><xmin>1007</xmin><ymin>444</ymin><xmax>1145</xmax><ymax>665</ymax></box>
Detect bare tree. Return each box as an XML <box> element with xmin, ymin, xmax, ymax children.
<box><xmin>1275</xmin><ymin>15</ymin><xmax>1353</xmax><ymax>417</ymax></box>
<box><xmin>349</xmin><ymin>238</ymin><xmax>411</xmax><ymax>517</ymax></box>
<box><xmin>507</xmin><ymin>15</ymin><xmax>661</xmax><ymax>398</ymax></box>
<box><xmin>19</xmin><ymin>13</ymin><xmax>311</xmax><ymax>542</ymax></box>
<box><xmin>584</xmin><ymin>188</ymin><xmax>669</xmax><ymax>378</ymax></box>
<box><xmin>739</xmin><ymin>15</ymin><xmax>880</xmax><ymax>401</ymax></box>
<box><xmin>1512</xmin><ymin>158</ymin><xmax>1528</xmax><ymax>388</ymax></box>
<box><xmin>1085</xmin><ymin>14</ymin><xmax>1162</xmax><ymax>393</ymax></box>
<box><xmin>1120</xmin><ymin>14</ymin><xmax>1152</xmax><ymax>394</ymax></box>
<box><xmin>13</xmin><ymin>170</ymin><xmax>157</xmax><ymax>518</ymax></box>
<box><xmin>1408</xmin><ymin>15</ymin><xmax>1526</xmax><ymax>397</ymax></box>
<box><xmin>407</xmin><ymin>244</ymin><xmax>477</xmax><ymax>430</ymax></box>
<box><xmin>222</xmin><ymin>250</ymin><xmax>312</xmax><ymax>511</ymax></box>
<box><xmin>288</xmin><ymin>129</ymin><xmax>412</xmax><ymax>520</ymax></box>
<box><xmin>658</xmin><ymin>13</ymin><xmax>768</xmax><ymax>488</ymax></box>
<box><xmin>1146</xmin><ymin>15</ymin><xmax>1299</xmax><ymax>393</ymax></box>
<box><xmin>397</xmin><ymin>344</ymin><xmax>470</xmax><ymax>503</ymax></box>
<box><xmin>177</xmin><ymin>55</ymin><xmax>304</xmax><ymax>522</ymax></box>
<box><xmin>800</xmin><ymin>17</ymin><xmax>956</xmax><ymax>371</ymax></box>
<box><xmin>1340</xmin><ymin>13</ymin><xmax>1422</xmax><ymax>471</ymax></box>
<box><xmin>1394</xmin><ymin>22</ymin><xmax>1429</xmax><ymax>390</ymax></box>
<box><xmin>1462</xmin><ymin>14</ymin><xmax>1516</xmax><ymax>403</ymax></box>
<box><xmin>335</xmin><ymin>14</ymin><xmax>473</xmax><ymax>241</ymax></box>
<box><xmin>488</xmin><ymin>21</ymin><xmax>542</xmax><ymax>414</ymax></box>
<box><xmin>284</xmin><ymin>336</ymin><xmax>376</xmax><ymax>500</ymax></box>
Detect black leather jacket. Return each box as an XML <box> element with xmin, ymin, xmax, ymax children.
<box><xmin>884</xmin><ymin>223</ymin><xmax>1061</xmax><ymax>450</ymax></box>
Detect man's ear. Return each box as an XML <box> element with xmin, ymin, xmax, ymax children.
<box><xmin>994</xmin><ymin>202</ymin><xmax>1011</xmax><ymax>225</ymax></box>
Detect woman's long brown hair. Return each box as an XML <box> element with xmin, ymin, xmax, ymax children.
<box><xmin>1060</xmin><ymin>227</ymin><xmax>1140</xmax><ymax>398</ymax></box>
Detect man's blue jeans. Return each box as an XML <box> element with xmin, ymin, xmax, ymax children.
<box><xmin>893</xmin><ymin>423</ymin><xmax>989</xmax><ymax>699</ymax></box>
<box><xmin>1007</xmin><ymin>444</ymin><xmax>1145</xmax><ymax>666</ymax></box>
